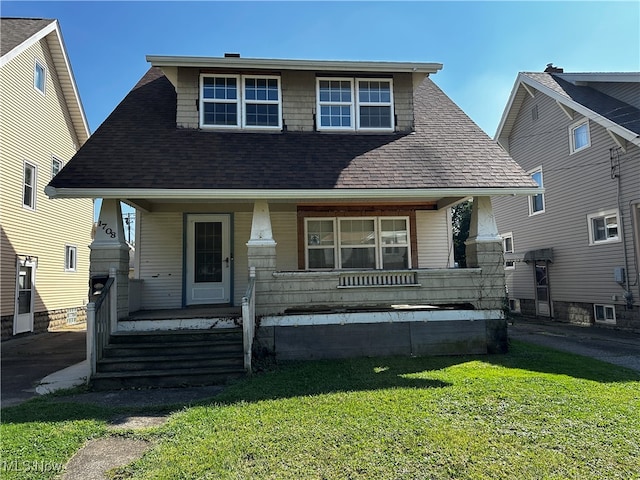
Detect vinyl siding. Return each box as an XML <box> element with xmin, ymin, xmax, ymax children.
<box><xmin>176</xmin><ymin>67</ymin><xmax>415</xmax><ymax>132</ymax></box>
<box><xmin>0</xmin><ymin>36</ymin><xmax>92</xmax><ymax>319</ymax></box>
<box><xmin>416</xmin><ymin>209</ymin><xmax>454</xmax><ymax>268</ymax></box>
<box><xmin>494</xmin><ymin>85</ymin><xmax>640</xmax><ymax>308</ymax></box>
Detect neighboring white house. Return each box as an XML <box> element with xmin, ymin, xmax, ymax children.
<box><xmin>494</xmin><ymin>66</ymin><xmax>640</xmax><ymax>331</ymax></box>
<box><xmin>0</xmin><ymin>18</ymin><xmax>93</xmax><ymax>338</ymax></box>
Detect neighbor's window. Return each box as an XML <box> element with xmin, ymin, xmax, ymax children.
<box><xmin>317</xmin><ymin>77</ymin><xmax>394</xmax><ymax>131</ymax></box>
<box><xmin>305</xmin><ymin>217</ymin><xmax>409</xmax><ymax>269</ymax></box>
<box><xmin>52</xmin><ymin>157</ymin><xmax>63</xmax><ymax>178</ymax></box>
<box><xmin>594</xmin><ymin>304</ymin><xmax>615</xmax><ymax>324</ymax></box>
<box><xmin>23</xmin><ymin>162</ymin><xmax>36</xmax><ymax>209</ymax></box>
<box><xmin>200</xmin><ymin>74</ymin><xmax>281</xmax><ymax>129</ymax></box>
<box><xmin>587</xmin><ymin>210</ymin><xmax>620</xmax><ymax>245</ymax></box>
<box><xmin>34</xmin><ymin>60</ymin><xmax>45</xmax><ymax>94</ymax></box>
<box><xmin>528</xmin><ymin>167</ymin><xmax>545</xmax><ymax>215</ymax></box>
<box><xmin>502</xmin><ymin>232</ymin><xmax>515</xmax><ymax>269</ymax></box>
<box><xmin>570</xmin><ymin>119</ymin><xmax>590</xmax><ymax>154</ymax></box>
<box><xmin>65</xmin><ymin>245</ymin><xmax>77</xmax><ymax>272</ymax></box>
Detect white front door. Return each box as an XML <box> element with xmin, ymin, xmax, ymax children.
<box><xmin>185</xmin><ymin>214</ymin><xmax>231</xmax><ymax>305</ymax></box>
<box><xmin>14</xmin><ymin>258</ymin><xmax>36</xmax><ymax>335</ymax></box>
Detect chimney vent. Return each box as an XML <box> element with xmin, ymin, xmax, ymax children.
<box><xmin>544</xmin><ymin>63</ymin><xmax>564</xmax><ymax>73</ymax></box>
<box><xmin>224</xmin><ymin>53</ymin><xmax>241</xmax><ymax>58</ymax></box>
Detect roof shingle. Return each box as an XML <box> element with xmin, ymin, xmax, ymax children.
<box><xmin>0</xmin><ymin>18</ymin><xmax>55</xmax><ymax>58</ymax></box>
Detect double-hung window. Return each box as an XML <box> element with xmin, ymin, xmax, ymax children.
<box><xmin>200</xmin><ymin>75</ymin><xmax>281</xmax><ymax>129</ymax></box>
<box><xmin>34</xmin><ymin>60</ymin><xmax>45</xmax><ymax>94</ymax></box>
<box><xmin>305</xmin><ymin>217</ymin><xmax>410</xmax><ymax>269</ymax></box>
<box><xmin>587</xmin><ymin>210</ymin><xmax>620</xmax><ymax>245</ymax></box>
<box><xmin>528</xmin><ymin>167</ymin><xmax>544</xmax><ymax>215</ymax></box>
<box><xmin>317</xmin><ymin>77</ymin><xmax>394</xmax><ymax>131</ymax></box>
<box><xmin>570</xmin><ymin>119</ymin><xmax>590</xmax><ymax>154</ymax></box>
<box><xmin>23</xmin><ymin>162</ymin><xmax>36</xmax><ymax>210</ymax></box>
<box><xmin>502</xmin><ymin>232</ymin><xmax>515</xmax><ymax>269</ymax></box>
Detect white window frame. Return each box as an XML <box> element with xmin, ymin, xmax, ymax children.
<box><xmin>304</xmin><ymin>216</ymin><xmax>411</xmax><ymax>270</ymax></box>
<box><xmin>34</xmin><ymin>59</ymin><xmax>46</xmax><ymax>95</ymax></box>
<box><xmin>594</xmin><ymin>304</ymin><xmax>616</xmax><ymax>324</ymax></box>
<box><xmin>587</xmin><ymin>209</ymin><xmax>621</xmax><ymax>245</ymax></box>
<box><xmin>23</xmin><ymin>161</ymin><xmax>37</xmax><ymax>210</ymax></box>
<box><xmin>502</xmin><ymin>232</ymin><xmax>515</xmax><ymax>270</ymax></box>
<box><xmin>569</xmin><ymin>119</ymin><xmax>590</xmax><ymax>154</ymax></box>
<box><xmin>199</xmin><ymin>74</ymin><xmax>282</xmax><ymax>130</ymax></box>
<box><xmin>65</xmin><ymin>245</ymin><xmax>77</xmax><ymax>272</ymax></box>
<box><xmin>528</xmin><ymin>166</ymin><xmax>545</xmax><ymax>216</ymax></box>
<box><xmin>316</xmin><ymin>77</ymin><xmax>394</xmax><ymax>132</ymax></box>
<box><xmin>52</xmin><ymin>156</ymin><xmax>63</xmax><ymax>179</ymax></box>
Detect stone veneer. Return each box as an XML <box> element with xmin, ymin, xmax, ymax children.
<box><xmin>1</xmin><ymin>306</ymin><xmax>87</xmax><ymax>340</ymax></box>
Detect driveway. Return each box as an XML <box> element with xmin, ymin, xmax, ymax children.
<box><xmin>508</xmin><ymin>318</ymin><xmax>640</xmax><ymax>372</ymax></box>
<box><xmin>1</xmin><ymin>329</ymin><xmax>86</xmax><ymax>408</ymax></box>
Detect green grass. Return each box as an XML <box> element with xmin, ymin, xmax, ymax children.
<box><xmin>2</xmin><ymin>341</ymin><xmax>639</xmax><ymax>480</ymax></box>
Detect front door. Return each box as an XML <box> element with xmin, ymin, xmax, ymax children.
<box><xmin>534</xmin><ymin>260</ymin><xmax>551</xmax><ymax>317</ymax></box>
<box><xmin>185</xmin><ymin>214</ymin><xmax>231</xmax><ymax>305</ymax></box>
<box><xmin>14</xmin><ymin>258</ymin><xmax>36</xmax><ymax>335</ymax></box>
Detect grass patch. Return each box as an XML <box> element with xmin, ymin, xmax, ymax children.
<box><xmin>2</xmin><ymin>341</ymin><xmax>639</xmax><ymax>479</ymax></box>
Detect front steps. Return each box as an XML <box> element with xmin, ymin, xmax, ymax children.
<box><xmin>91</xmin><ymin>328</ymin><xmax>245</xmax><ymax>390</ymax></box>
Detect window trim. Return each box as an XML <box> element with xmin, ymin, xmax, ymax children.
<box><xmin>34</xmin><ymin>59</ymin><xmax>46</xmax><ymax>95</ymax></box>
<box><xmin>199</xmin><ymin>74</ymin><xmax>282</xmax><ymax>130</ymax></box>
<box><xmin>594</xmin><ymin>304</ymin><xmax>616</xmax><ymax>324</ymax></box>
<box><xmin>502</xmin><ymin>232</ymin><xmax>515</xmax><ymax>270</ymax></box>
<box><xmin>316</xmin><ymin>76</ymin><xmax>395</xmax><ymax>132</ymax></box>
<box><xmin>569</xmin><ymin>119</ymin><xmax>590</xmax><ymax>154</ymax></box>
<box><xmin>528</xmin><ymin>166</ymin><xmax>545</xmax><ymax>216</ymax></box>
<box><xmin>23</xmin><ymin>161</ymin><xmax>37</xmax><ymax>210</ymax></box>
<box><xmin>304</xmin><ymin>215</ymin><xmax>412</xmax><ymax>270</ymax></box>
<box><xmin>587</xmin><ymin>209</ymin><xmax>621</xmax><ymax>245</ymax></box>
<box><xmin>52</xmin><ymin>156</ymin><xmax>63</xmax><ymax>179</ymax></box>
<box><xmin>65</xmin><ymin>245</ymin><xmax>77</xmax><ymax>272</ymax></box>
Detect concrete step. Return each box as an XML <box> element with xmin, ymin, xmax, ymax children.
<box><xmin>102</xmin><ymin>340</ymin><xmax>242</xmax><ymax>357</ymax></box>
<box><xmin>91</xmin><ymin>367</ymin><xmax>245</xmax><ymax>390</ymax></box>
<box><xmin>109</xmin><ymin>328</ymin><xmax>242</xmax><ymax>344</ymax></box>
<box><xmin>96</xmin><ymin>353</ymin><xmax>244</xmax><ymax>372</ymax></box>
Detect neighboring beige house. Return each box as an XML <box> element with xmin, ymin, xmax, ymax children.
<box><xmin>493</xmin><ymin>66</ymin><xmax>640</xmax><ymax>331</ymax></box>
<box><xmin>46</xmin><ymin>54</ymin><xmax>541</xmax><ymax>388</ymax></box>
<box><xmin>0</xmin><ymin>18</ymin><xmax>92</xmax><ymax>338</ymax></box>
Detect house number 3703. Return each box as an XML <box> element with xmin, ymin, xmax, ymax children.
<box><xmin>98</xmin><ymin>221</ymin><xmax>117</xmax><ymax>239</ymax></box>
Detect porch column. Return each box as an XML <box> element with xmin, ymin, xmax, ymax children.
<box><xmin>246</xmin><ymin>200</ymin><xmax>277</xmax><ymax>278</ymax></box>
<box><xmin>465</xmin><ymin>196</ymin><xmax>507</xmax><ymax>353</ymax></box>
<box><xmin>90</xmin><ymin>199</ymin><xmax>130</xmax><ymax>320</ymax></box>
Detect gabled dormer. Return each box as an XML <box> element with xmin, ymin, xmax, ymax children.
<box><xmin>147</xmin><ymin>54</ymin><xmax>442</xmax><ymax>133</ymax></box>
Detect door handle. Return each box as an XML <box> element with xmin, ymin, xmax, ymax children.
<box><xmin>224</xmin><ymin>257</ymin><xmax>230</xmax><ymax>267</ymax></box>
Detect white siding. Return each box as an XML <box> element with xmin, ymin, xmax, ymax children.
<box><xmin>416</xmin><ymin>209</ymin><xmax>453</xmax><ymax>268</ymax></box>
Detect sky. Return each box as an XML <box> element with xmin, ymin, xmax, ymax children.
<box><xmin>2</xmin><ymin>1</ymin><xmax>639</xmax><ymax>138</ymax></box>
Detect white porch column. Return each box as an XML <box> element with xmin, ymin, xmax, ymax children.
<box><xmin>90</xmin><ymin>199</ymin><xmax>130</xmax><ymax>320</ymax></box>
<box><xmin>246</xmin><ymin>201</ymin><xmax>277</xmax><ymax>307</ymax></box>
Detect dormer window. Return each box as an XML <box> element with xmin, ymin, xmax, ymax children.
<box><xmin>200</xmin><ymin>74</ymin><xmax>282</xmax><ymax>130</ymax></box>
<box><xmin>317</xmin><ymin>77</ymin><xmax>394</xmax><ymax>132</ymax></box>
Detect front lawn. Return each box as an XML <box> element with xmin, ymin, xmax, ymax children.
<box><xmin>2</xmin><ymin>341</ymin><xmax>639</xmax><ymax>479</ymax></box>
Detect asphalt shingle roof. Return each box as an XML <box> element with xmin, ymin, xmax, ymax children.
<box><xmin>523</xmin><ymin>72</ymin><xmax>640</xmax><ymax>136</ymax></box>
<box><xmin>0</xmin><ymin>18</ymin><xmax>55</xmax><ymax>58</ymax></box>
<box><xmin>50</xmin><ymin>67</ymin><xmax>537</xmax><ymax>191</ymax></box>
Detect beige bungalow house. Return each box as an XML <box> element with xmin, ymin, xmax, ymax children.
<box><xmin>1</xmin><ymin>18</ymin><xmax>92</xmax><ymax>338</ymax></box>
<box><xmin>46</xmin><ymin>54</ymin><xmax>540</xmax><ymax>388</ymax></box>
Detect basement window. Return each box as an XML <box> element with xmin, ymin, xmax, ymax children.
<box><xmin>594</xmin><ymin>304</ymin><xmax>615</xmax><ymax>324</ymax></box>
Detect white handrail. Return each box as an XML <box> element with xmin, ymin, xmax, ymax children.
<box><xmin>242</xmin><ymin>266</ymin><xmax>257</xmax><ymax>373</ymax></box>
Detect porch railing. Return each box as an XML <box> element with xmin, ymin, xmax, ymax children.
<box><xmin>86</xmin><ymin>268</ymin><xmax>117</xmax><ymax>379</ymax></box>
<box><xmin>241</xmin><ymin>266</ymin><xmax>257</xmax><ymax>373</ymax></box>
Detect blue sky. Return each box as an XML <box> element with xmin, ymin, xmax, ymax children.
<box><xmin>3</xmin><ymin>1</ymin><xmax>639</xmax><ymax>137</ymax></box>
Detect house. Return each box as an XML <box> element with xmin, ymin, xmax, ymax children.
<box><xmin>0</xmin><ymin>18</ymin><xmax>92</xmax><ymax>339</ymax></box>
<box><xmin>45</xmin><ymin>53</ymin><xmax>540</xmax><ymax>387</ymax></box>
<box><xmin>493</xmin><ymin>66</ymin><xmax>640</xmax><ymax>330</ymax></box>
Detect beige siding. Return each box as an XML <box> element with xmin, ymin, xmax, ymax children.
<box><xmin>137</xmin><ymin>212</ymin><xmax>184</xmax><ymax>310</ymax></box>
<box><xmin>175</xmin><ymin>68</ymin><xmax>416</xmax><ymax>132</ymax></box>
<box><xmin>416</xmin><ymin>209</ymin><xmax>453</xmax><ymax>268</ymax></box>
<box><xmin>0</xmin><ymin>37</ymin><xmax>92</xmax><ymax>319</ymax></box>
<box><xmin>494</xmin><ymin>86</ymin><xmax>640</xmax><ymax>308</ymax></box>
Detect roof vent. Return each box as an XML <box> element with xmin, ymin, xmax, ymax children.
<box><xmin>544</xmin><ymin>63</ymin><xmax>563</xmax><ymax>73</ymax></box>
<box><xmin>224</xmin><ymin>53</ymin><xmax>241</xmax><ymax>58</ymax></box>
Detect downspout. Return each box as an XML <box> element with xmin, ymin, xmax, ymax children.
<box><xmin>611</xmin><ymin>147</ymin><xmax>633</xmax><ymax>308</ymax></box>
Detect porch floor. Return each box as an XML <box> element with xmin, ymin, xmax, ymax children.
<box><xmin>127</xmin><ymin>306</ymin><xmax>242</xmax><ymax>321</ymax></box>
